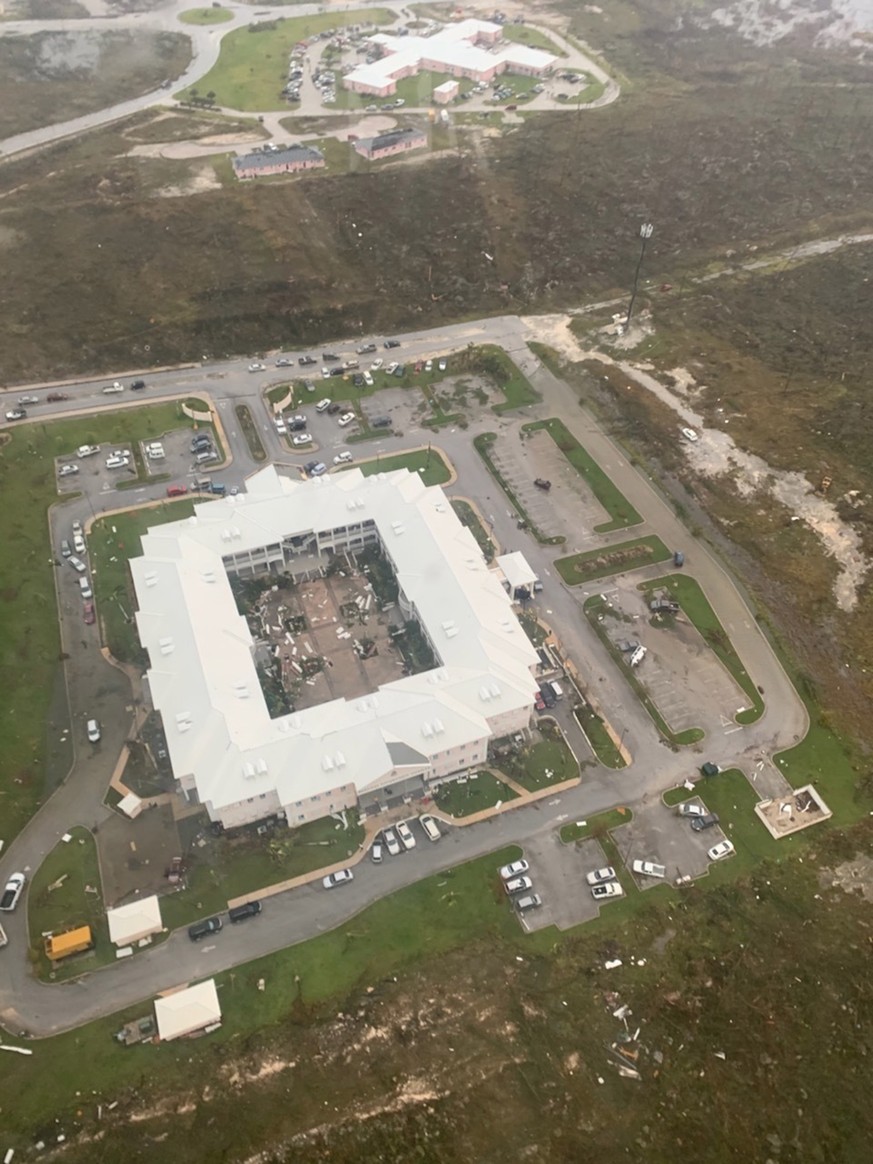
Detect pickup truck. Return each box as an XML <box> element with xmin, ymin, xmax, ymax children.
<box><xmin>0</xmin><ymin>872</ymin><xmax>26</xmax><ymax>911</ymax></box>
<box><xmin>632</xmin><ymin>859</ymin><xmax>666</xmax><ymax>879</ymax></box>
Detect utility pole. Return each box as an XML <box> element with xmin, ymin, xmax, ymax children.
<box><xmin>625</xmin><ymin>222</ymin><xmax>654</xmax><ymax>331</ymax></box>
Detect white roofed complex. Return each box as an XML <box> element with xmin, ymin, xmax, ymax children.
<box><xmin>131</xmin><ymin>466</ymin><xmax>538</xmax><ymax>829</ymax></box>
<box><xmin>344</xmin><ymin>19</ymin><xmax>557</xmax><ymax>98</ymax></box>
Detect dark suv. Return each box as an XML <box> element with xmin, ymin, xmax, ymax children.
<box><xmin>228</xmin><ymin>900</ymin><xmax>262</xmax><ymax>923</ymax></box>
<box><xmin>188</xmin><ymin>916</ymin><xmax>223</xmax><ymax>942</ymax></box>
<box><xmin>691</xmin><ymin>813</ymin><xmax>721</xmax><ymax>831</ymax></box>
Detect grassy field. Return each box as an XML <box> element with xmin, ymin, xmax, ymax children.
<box><xmin>555</xmin><ymin>534</ymin><xmax>671</xmax><ymax>584</ymax></box>
<box><xmin>179</xmin><ymin>6</ymin><xmax>233</xmax><ymax>23</ymax></box>
<box><xmin>640</xmin><ymin>574</ymin><xmax>765</xmax><ymax>723</ymax></box>
<box><xmin>573</xmin><ymin>703</ymin><xmax>627</xmax><ymax>768</ymax></box>
<box><xmin>560</xmin><ymin>806</ymin><xmax>633</xmax><ymax>844</ymax></box>
<box><xmin>501</xmin><ymin>23</ymin><xmax>567</xmax><ymax>57</ymax></box>
<box><xmin>524</xmin><ymin>418</ymin><xmax>643</xmax><ymax>532</ymax></box>
<box><xmin>0</xmin><ymin>31</ymin><xmax>190</xmax><ymax>139</ymax></box>
<box><xmin>235</xmin><ymin>402</ymin><xmax>267</xmax><ymax>461</ymax></box>
<box><xmin>432</xmin><ymin>770</ymin><xmax>518</xmax><ymax>817</ymax></box>
<box><xmin>160</xmin><ymin>812</ymin><xmax>366</xmax><ymax>929</ymax></box>
<box><xmin>356</xmin><ymin>447</ymin><xmax>452</xmax><ymax>487</ymax></box>
<box><xmin>500</xmin><ymin>728</ymin><xmax>579</xmax><ymax>792</ymax></box>
<box><xmin>180</xmin><ymin>11</ymin><xmax>395</xmax><ymax>110</ymax></box>
<box><xmin>27</xmin><ymin>826</ymin><xmax>115</xmax><ymax>981</ymax></box>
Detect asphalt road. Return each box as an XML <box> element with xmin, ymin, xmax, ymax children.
<box><xmin>0</xmin><ymin>311</ymin><xmax>807</xmax><ymax>1037</ymax></box>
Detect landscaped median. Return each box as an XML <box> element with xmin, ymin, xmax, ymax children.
<box><xmin>555</xmin><ymin>534</ymin><xmax>671</xmax><ymax>585</ymax></box>
<box><xmin>583</xmin><ymin>593</ymin><xmax>704</xmax><ymax>747</ymax></box>
<box><xmin>573</xmin><ymin>703</ymin><xmax>627</xmax><ymax>768</ymax></box>
<box><xmin>523</xmin><ymin>418</ymin><xmax>643</xmax><ymax>533</ymax></box>
<box><xmin>639</xmin><ymin>574</ymin><xmax>765</xmax><ymax>724</ymax></box>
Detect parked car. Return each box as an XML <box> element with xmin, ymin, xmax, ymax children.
<box><xmin>167</xmin><ymin>484</ymin><xmax>188</xmax><ymax>497</ymax></box>
<box><xmin>533</xmin><ymin>478</ymin><xmax>552</xmax><ymax>491</ymax></box>
<box><xmin>371</xmin><ymin>841</ymin><xmax>383</xmax><ymax>864</ymax></box>
<box><xmin>691</xmin><ymin>812</ymin><xmax>721</xmax><ymax>831</ymax></box>
<box><xmin>499</xmin><ymin>859</ymin><xmax>530</xmax><ymax>881</ymax></box>
<box><xmin>248</xmin><ymin>362</ymin><xmax>266</xmax><ymax>372</ymax></box>
<box><xmin>438</xmin><ymin>359</ymin><xmax>447</xmax><ymax>371</ymax></box>
<box><xmin>708</xmin><ymin>840</ymin><xmax>735</xmax><ymax>862</ymax></box>
<box><xmin>681</xmin><ymin>427</ymin><xmax>699</xmax><ymax>442</ymax></box>
<box><xmin>385</xmin><ymin>362</ymin><xmax>399</xmax><ymax>375</ymax></box>
<box><xmin>322</xmin><ymin>352</ymin><xmax>340</xmax><ymax>362</ymax></box>
<box><xmin>86</xmin><ymin>718</ymin><xmax>101</xmax><ymax>742</ymax></box>
<box><xmin>632</xmin><ymin>859</ymin><xmax>666</xmax><ymax>879</ymax></box>
<box><xmin>309</xmin><ymin>462</ymin><xmax>327</xmax><ymax>477</ymax></box>
<box><xmin>275</xmin><ymin>358</ymin><xmax>293</xmax><ymax>367</ymax></box>
<box><xmin>371</xmin><ymin>358</ymin><xmax>383</xmax><ymax>371</ymax></box>
<box><xmin>292</xmin><ymin>433</ymin><xmax>313</xmax><ymax>446</ymax></box>
<box><xmin>384</xmin><ymin>339</ymin><xmax>401</xmax><ymax>349</ymax></box>
<box><xmin>68</xmin><ymin>556</ymin><xmax>86</xmax><ymax>573</ymax></box>
<box><xmin>105</xmin><ymin>455</ymin><xmax>129</xmax><ymax>469</ymax></box>
<box><xmin>701</xmin><ymin>762</ymin><xmax>721</xmax><ymax>777</ymax></box>
<box><xmin>73</xmin><ymin>534</ymin><xmax>86</xmax><ymax>555</ymax></box>
<box><xmin>396</xmin><ymin>821</ymin><xmax>416</xmax><ymax>850</ymax></box>
<box><xmin>357</xmin><ymin>343</ymin><xmax>377</xmax><ymax>354</ymax></box>
<box><xmin>585</xmin><ymin>866</ymin><xmax>616</xmax><ymax>886</ymax></box>
<box><xmin>130</xmin><ymin>379</ymin><xmax>146</xmax><ymax>391</ymax></box>
<box><xmin>47</xmin><ymin>393</ymin><xmax>69</xmax><ymax>402</ymax></box>
<box><xmin>363</xmin><ymin>371</ymin><xmax>374</xmax><ymax>387</ymax></box>
<box><xmin>591</xmin><ymin>882</ymin><xmax>624</xmax><ymax>900</ymax></box>
<box><xmin>0</xmin><ymin>873</ymin><xmax>26</xmax><ymax>912</ymax></box>
<box><xmin>5</xmin><ymin>409</ymin><xmax>26</xmax><ymax>421</ymax></box>
<box><xmin>327</xmin><ymin>401</ymin><xmax>342</xmax><ymax>414</ymax></box>
<box><xmin>677</xmin><ymin>802</ymin><xmax>706</xmax><ymax>817</ymax></box>
<box><xmin>60</xmin><ymin>539</ymin><xmax>72</xmax><ymax>558</ymax></box>
<box><xmin>333</xmin><ymin>451</ymin><xmax>353</xmax><ymax>465</ymax></box>
<box><xmin>425</xmin><ymin>359</ymin><xmax>433</xmax><ymax>372</ymax></box>
<box><xmin>298</xmin><ymin>355</ymin><xmax>317</xmax><ymax>366</ymax></box>
<box><xmin>504</xmin><ymin>875</ymin><xmax>533</xmax><ymax>895</ymax></box>
<box><xmin>83</xmin><ymin>601</ymin><xmax>96</xmax><ymax>625</ymax></box>
<box><xmin>72</xmin><ymin>520</ymin><xmax>83</xmax><ymax>537</ymax></box>
<box><xmin>538</xmin><ymin>684</ymin><xmax>556</xmax><ymax>709</ymax></box>
<box><xmin>337</xmin><ymin>411</ymin><xmax>356</xmax><ymax>427</ymax></box>
<box><xmin>18</xmin><ymin>395</ymin><xmax>38</xmax><ymax>405</ymax></box>
<box><xmin>77</xmin><ymin>445</ymin><xmax>99</xmax><ymax>457</ymax></box>
<box><xmin>419</xmin><ymin>814</ymin><xmax>441</xmax><ymax>842</ymax></box>
<box><xmin>371</xmin><ymin>415</ymin><xmax>392</xmax><ymax>428</ymax></box>
<box><xmin>58</xmin><ymin>464</ymin><xmax>79</xmax><ymax>477</ymax></box>
<box><xmin>102</xmin><ymin>384</ymin><xmax>124</xmax><ymax>394</ymax></box>
<box><xmin>316</xmin><ymin>398</ymin><xmax>332</xmax><ymax>412</ymax></box>
<box><xmin>515</xmin><ymin>893</ymin><xmax>542</xmax><ymax>913</ymax></box>
<box><xmin>228</xmin><ymin>901</ymin><xmax>262</xmax><ymax>923</ymax></box>
<box><xmin>323</xmin><ymin>869</ymin><xmax>354</xmax><ymax>889</ymax></box>
<box><xmin>188</xmin><ymin>916</ymin><xmax>223</xmax><ymax>941</ymax></box>
<box><xmin>383</xmin><ymin>828</ymin><xmax>401</xmax><ymax>857</ymax></box>
<box><xmin>534</xmin><ymin>691</ymin><xmax>546</xmax><ymax>712</ymax></box>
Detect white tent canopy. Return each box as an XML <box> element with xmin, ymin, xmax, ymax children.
<box><xmin>496</xmin><ymin>551</ymin><xmax>538</xmax><ymax>595</ymax></box>
<box><xmin>154</xmin><ymin>979</ymin><xmax>221</xmax><ymax>1042</ymax></box>
<box><xmin>107</xmin><ymin>895</ymin><xmax>163</xmax><ymax>946</ymax></box>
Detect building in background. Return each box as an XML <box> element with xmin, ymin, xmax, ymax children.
<box><xmin>233</xmin><ymin>145</ymin><xmax>325</xmax><ymax>181</ymax></box>
<box><xmin>353</xmin><ymin>127</ymin><xmax>427</xmax><ymax>161</ymax></box>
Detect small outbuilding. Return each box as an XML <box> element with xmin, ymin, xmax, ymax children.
<box><xmin>45</xmin><ymin>925</ymin><xmax>93</xmax><ymax>961</ymax></box>
<box><xmin>433</xmin><ymin>79</ymin><xmax>460</xmax><ymax>104</ymax></box>
<box><xmin>117</xmin><ymin>791</ymin><xmax>143</xmax><ymax>819</ymax></box>
<box><xmin>353</xmin><ymin>127</ymin><xmax>427</xmax><ymax>161</ymax></box>
<box><xmin>154</xmin><ymin>979</ymin><xmax>222</xmax><ymax>1042</ymax></box>
<box><xmin>107</xmin><ymin>895</ymin><xmax>163</xmax><ymax>947</ymax></box>
<box><xmin>495</xmin><ymin>551</ymin><xmax>538</xmax><ymax>600</ymax></box>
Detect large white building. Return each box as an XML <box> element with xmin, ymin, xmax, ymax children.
<box><xmin>131</xmin><ymin>466</ymin><xmax>539</xmax><ymax>829</ymax></box>
<box><xmin>344</xmin><ymin>18</ymin><xmax>556</xmax><ymax>98</ymax></box>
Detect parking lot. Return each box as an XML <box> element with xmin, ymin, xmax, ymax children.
<box><xmin>610</xmin><ymin>795</ymin><xmax>726</xmax><ymax>887</ymax></box>
<box><xmin>601</xmin><ymin>579</ymin><xmax>747</xmax><ymax>734</ymax></box>
<box><xmin>512</xmin><ymin>832</ymin><xmax>616</xmax><ymax>932</ymax></box>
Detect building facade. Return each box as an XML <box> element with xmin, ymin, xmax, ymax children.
<box><xmin>232</xmin><ymin>145</ymin><xmax>325</xmax><ymax>181</ymax></box>
<box><xmin>353</xmin><ymin>128</ymin><xmax>427</xmax><ymax>161</ymax></box>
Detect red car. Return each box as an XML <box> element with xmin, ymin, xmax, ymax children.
<box><xmin>83</xmin><ymin>601</ymin><xmax>95</xmax><ymax>625</ymax></box>
<box><xmin>167</xmin><ymin>484</ymin><xmax>188</xmax><ymax>497</ymax></box>
<box><xmin>534</xmin><ymin>692</ymin><xmax>546</xmax><ymax>712</ymax></box>
<box><xmin>46</xmin><ymin>392</ymin><xmax>70</xmax><ymax>403</ymax></box>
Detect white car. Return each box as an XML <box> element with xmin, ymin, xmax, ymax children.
<box><xmin>499</xmin><ymin>859</ymin><xmax>530</xmax><ymax>881</ymax></box>
<box><xmin>337</xmin><ymin>412</ymin><xmax>356</xmax><ymax>427</ymax></box>
<box><xmin>275</xmin><ymin>420</ymin><xmax>287</xmax><ymax>435</ymax></box>
<box><xmin>292</xmin><ymin>433</ymin><xmax>312</xmax><ymax>446</ymax></box>
<box><xmin>105</xmin><ymin>455</ymin><xmax>129</xmax><ymax>469</ymax></box>
<box><xmin>102</xmin><ymin>383</ymin><xmax>124</xmax><ymax>394</ymax></box>
<box><xmin>681</xmin><ymin>427</ymin><xmax>699</xmax><ymax>442</ymax></box>
<box><xmin>371</xmin><ymin>359</ymin><xmax>383</xmax><ymax>371</ymax></box>
<box><xmin>72</xmin><ymin>520</ymin><xmax>83</xmax><ymax>537</ymax></box>
<box><xmin>0</xmin><ymin>873</ymin><xmax>26</xmax><ymax>912</ymax></box>
<box><xmin>396</xmin><ymin>821</ymin><xmax>416</xmax><ymax>850</ymax></box>
<box><xmin>333</xmin><ymin>451</ymin><xmax>353</xmax><ymax>465</ymax></box>
<box><xmin>87</xmin><ymin>718</ymin><xmax>101</xmax><ymax>743</ymax></box>
<box><xmin>77</xmin><ymin>445</ymin><xmax>99</xmax><ymax>458</ymax></box>
<box><xmin>371</xmin><ymin>841</ymin><xmax>383</xmax><ymax>864</ymax></box>
<box><xmin>632</xmin><ymin>859</ymin><xmax>666</xmax><ymax>879</ymax></box>
<box><xmin>708</xmin><ymin>840</ymin><xmax>735</xmax><ymax>862</ymax></box>
<box><xmin>363</xmin><ymin>371</ymin><xmax>374</xmax><ymax>387</ymax></box>
<box><xmin>18</xmin><ymin>395</ymin><xmax>39</xmax><ymax>405</ymax></box>
<box><xmin>321</xmin><ymin>366</ymin><xmax>331</xmax><ymax>379</ymax></box>
<box><xmin>504</xmin><ymin>875</ymin><xmax>533</xmax><ymax>895</ymax></box>
<box><xmin>248</xmin><ymin>362</ymin><xmax>266</xmax><ymax>373</ymax></box>
<box><xmin>591</xmin><ymin>881</ymin><xmax>624</xmax><ymax>900</ymax></box>
<box><xmin>425</xmin><ymin>359</ymin><xmax>433</xmax><ymax>372</ymax></box>
<box><xmin>58</xmin><ymin>464</ymin><xmax>79</xmax><ymax>477</ymax></box>
<box><xmin>438</xmin><ymin>359</ymin><xmax>447</xmax><ymax>372</ymax></box>
<box><xmin>316</xmin><ymin>398</ymin><xmax>332</xmax><ymax>413</ymax></box>
<box><xmin>585</xmin><ymin>866</ymin><xmax>617</xmax><ymax>886</ymax></box>
<box><xmin>73</xmin><ymin>534</ymin><xmax>86</xmax><ymax>555</ymax></box>
<box><xmin>677</xmin><ymin>802</ymin><xmax>706</xmax><ymax>817</ymax></box>
<box><xmin>383</xmin><ymin>828</ymin><xmax>401</xmax><ymax>857</ymax></box>
<box><xmin>385</xmin><ymin>362</ymin><xmax>399</xmax><ymax>375</ymax></box>
<box><xmin>4</xmin><ymin>409</ymin><xmax>26</xmax><ymax>421</ymax></box>
<box><xmin>322</xmin><ymin>869</ymin><xmax>354</xmax><ymax>889</ymax></box>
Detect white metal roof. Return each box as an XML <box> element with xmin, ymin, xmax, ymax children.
<box><xmin>154</xmin><ymin>979</ymin><xmax>221</xmax><ymax>1042</ymax></box>
<box><xmin>345</xmin><ymin>19</ymin><xmax>556</xmax><ymax>92</ymax></box>
<box><xmin>496</xmin><ymin>551</ymin><xmax>538</xmax><ymax>591</ymax></box>
<box><xmin>131</xmin><ymin>467</ymin><xmax>538</xmax><ymax>817</ymax></box>
<box><xmin>107</xmin><ymin>895</ymin><xmax>163</xmax><ymax>946</ymax></box>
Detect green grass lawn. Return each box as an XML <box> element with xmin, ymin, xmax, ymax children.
<box><xmin>523</xmin><ymin>418</ymin><xmax>643</xmax><ymax>532</ymax></box>
<box><xmin>775</xmin><ymin>713</ymin><xmax>864</xmax><ymax>825</ymax></box>
<box><xmin>0</xmin><ymin>403</ymin><xmax>204</xmax><ymax>845</ymax></box>
<box><xmin>501</xmin><ymin>729</ymin><xmax>579</xmax><ymax>792</ymax></box>
<box><xmin>445</xmin><ymin>345</ymin><xmax>538</xmax><ymax>413</ymax></box>
<box><xmin>640</xmin><ymin>574</ymin><xmax>765</xmax><ymax>723</ymax></box>
<box><xmin>518</xmin><ymin>609</ymin><xmax>549</xmax><ymax>647</ymax></box>
<box><xmin>178</xmin><ymin>6</ymin><xmax>233</xmax><ymax>23</ymax></box>
<box><xmin>559</xmin><ymin>806</ymin><xmax>633</xmax><ymax>844</ymax></box>
<box><xmin>27</xmin><ymin>826</ymin><xmax>117</xmax><ymax>981</ymax></box>
<box><xmin>393</xmin><ymin>69</ymin><xmax>475</xmax><ymax>106</ymax></box>
<box><xmin>432</xmin><ymin>770</ymin><xmax>518</xmax><ymax>817</ymax></box>
<box><xmin>451</xmin><ymin>499</ymin><xmax>495</xmax><ymax>562</ymax></box>
<box><xmin>160</xmin><ymin>812</ymin><xmax>366</xmax><ymax>929</ymax></box>
<box><xmin>356</xmin><ymin>447</ymin><xmax>452</xmax><ymax>487</ymax></box>
<box><xmin>180</xmin><ymin>10</ymin><xmax>395</xmax><ymax>111</ymax></box>
<box><xmin>235</xmin><ymin>403</ymin><xmax>267</xmax><ymax>461</ymax></box>
<box><xmin>501</xmin><ymin>23</ymin><xmax>567</xmax><ymax>57</ymax></box>
<box><xmin>554</xmin><ymin>534</ymin><xmax>671</xmax><ymax>584</ymax></box>
<box><xmin>0</xmin><ymin>844</ymin><xmax>524</xmax><ymax>1137</ymax></box>
<box><xmin>90</xmin><ymin>498</ymin><xmax>198</xmax><ymax>664</ymax></box>
<box><xmin>573</xmin><ymin>704</ymin><xmax>627</xmax><ymax>768</ymax></box>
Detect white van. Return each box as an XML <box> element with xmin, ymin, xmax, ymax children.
<box><xmin>419</xmin><ymin>814</ymin><xmax>441</xmax><ymax>843</ymax></box>
<box><xmin>195</xmin><ymin>450</ymin><xmax>218</xmax><ymax>464</ymax></box>
<box><xmin>550</xmin><ymin>680</ymin><xmax>564</xmax><ymax>700</ymax></box>
<box><xmin>78</xmin><ymin>576</ymin><xmax>92</xmax><ymax>599</ymax></box>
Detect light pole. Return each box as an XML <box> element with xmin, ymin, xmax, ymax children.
<box><xmin>625</xmin><ymin>222</ymin><xmax>654</xmax><ymax>331</ymax></box>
